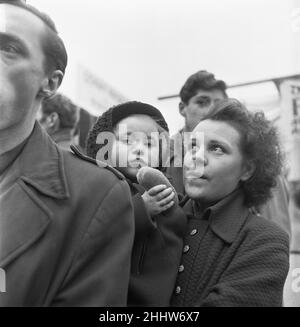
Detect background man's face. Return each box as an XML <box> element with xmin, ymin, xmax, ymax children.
<box><xmin>0</xmin><ymin>4</ymin><xmax>48</xmax><ymax>131</ymax></box>
<box><xmin>180</xmin><ymin>89</ymin><xmax>226</xmax><ymax>131</ymax></box>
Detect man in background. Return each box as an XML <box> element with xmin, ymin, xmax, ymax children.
<box><xmin>38</xmin><ymin>93</ymin><xmax>79</xmax><ymax>151</ymax></box>
<box><xmin>168</xmin><ymin>70</ymin><xmax>227</xmax><ymax>194</ymax></box>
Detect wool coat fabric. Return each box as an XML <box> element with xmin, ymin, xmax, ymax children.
<box><xmin>0</xmin><ymin>123</ymin><xmax>135</xmax><ymax>307</ymax></box>
<box><xmin>171</xmin><ymin>189</ymin><xmax>290</xmax><ymax>307</ymax></box>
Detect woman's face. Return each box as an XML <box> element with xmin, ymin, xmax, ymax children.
<box><xmin>184</xmin><ymin>119</ymin><xmax>253</xmax><ymax>204</ymax></box>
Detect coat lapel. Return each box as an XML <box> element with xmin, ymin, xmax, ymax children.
<box><xmin>0</xmin><ymin>181</ymin><xmax>50</xmax><ymax>268</ymax></box>
<box><xmin>0</xmin><ymin>122</ymin><xmax>69</xmax><ymax>268</ymax></box>
<box><xmin>19</xmin><ymin>123</ymin><xmax>70</xmax><ymax>200</ymax></box>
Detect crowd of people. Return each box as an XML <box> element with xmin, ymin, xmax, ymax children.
<box><xmin>0</xmin><ymin>0</ymin><xmax>293</xmax><ymax>306</ymax></box>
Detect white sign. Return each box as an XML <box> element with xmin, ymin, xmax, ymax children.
<box><xmin>0</xmin><ymin>268</ymin><xmax>5</xmax><ymax>293</ymax></box>
<box><xmin>278</xmin><ymin>80</ymin><xmax>300</xmax><ymax>181</ymax></box>
<box><xmin>76</xmin><ymin>65</ymin><xmax>128</xmax><ymax>116</ymax></box>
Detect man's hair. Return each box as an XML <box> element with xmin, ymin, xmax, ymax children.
<box><xmin>180</xmin><ymin>70</ymin><xmax>227</xmax><ymax>104</ymax></box>
<box><xmin>41</xmin><ymin>93</ymin><xmax>79</xmax><ymax>129</ymax></box>
<box><xmin>204</xmin><ymin>98</ymin><xmax>283</xmax><ymax>208</ymax></box>
<box><xmin>0</xmin><ymin>0</ymin><xmax>68</xmax><ymax>75</ymax></box>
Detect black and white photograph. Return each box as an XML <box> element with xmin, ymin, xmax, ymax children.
<box><xmin>0</xmin><ymin>0</ymin><xmax>300</xmax><ymax>311</ymax></box>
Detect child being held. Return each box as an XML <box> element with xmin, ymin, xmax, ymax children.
<box><xmin>86</xmin><ymin>101</ymin><xmax>186</xmax><ymax>306</ymax></box>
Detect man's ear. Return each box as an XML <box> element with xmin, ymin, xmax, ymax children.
<box><xmin>241</xmin><ymin>160</ymin><xmax>256</xmax><ymax>182</ymax></box>
<box><xmin>38</xmin><ymin>70</ymin><xmax>64</xmax><ymax>98</ymax></box>
<box><xmin>179</xmin><ymin>101</ymin><xmax>186</xmax><ymax>118</ymax></box>
<box><xmin>45</xmin><ymin>112</ymin><xmax>60</xmax><ymax>132</ymax></box>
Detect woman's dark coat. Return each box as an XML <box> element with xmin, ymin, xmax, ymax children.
<box><xmin>171</xmin><ymin>190</ymin><xmax>290</xmax><ymax>307</ymax></box>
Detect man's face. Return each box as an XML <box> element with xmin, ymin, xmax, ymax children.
<box><xmin>180</xmin><ymin>89</ymin><xmax>226</xmax><ymax>131</ymax></box>
<box><xmin>0</xmin><ymin>4</ymin><xmax>48</xmax><ymax>131</ymax></box>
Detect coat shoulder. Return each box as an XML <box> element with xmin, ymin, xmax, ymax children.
<box><xmin>68</xmin><ymin>145</ymin><xmax>126</xmax><ymax>181</ymax></box>
<box><xmin>58</xmin><ymin>146</ymin><xmax>129</xmax><ymax>200</ymax></box>
<box><xmin>244</xmin><ymin>213</ymin><xmax>290</xmax><ymax>246</ymax></box>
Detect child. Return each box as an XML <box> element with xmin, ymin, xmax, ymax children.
<box><xmin>86</xmin><ymin>101</ymin><xmax>186</xmax><ymax>306</ymax></box>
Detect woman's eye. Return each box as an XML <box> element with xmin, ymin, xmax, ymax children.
<box><xmin>210</xmin><ymin>145</ymin><xmax>224</xmax><ymax>153</ymax></box>
<box><xmin>1</xmin><ymin>44</ymin><xmax>19</xmax><ymax>54</ymax></box>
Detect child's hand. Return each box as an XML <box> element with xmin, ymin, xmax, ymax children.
<box><xmin>141</xmin><ymin>184</ymin><xmax>175</xmax><ymax>217</ymax></box>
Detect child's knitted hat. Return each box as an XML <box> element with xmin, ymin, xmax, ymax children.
<box><xmin>86</xmin><ymin>101</ymin><xmax>169</xmax><ymax>159</ymax></box>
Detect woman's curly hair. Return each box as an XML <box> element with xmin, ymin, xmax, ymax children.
<box><xmin>205</xmin><ymin>98</ymin><xmax>283</xmax><ymax>208</ymax></box>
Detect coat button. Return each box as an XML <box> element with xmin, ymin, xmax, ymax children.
<box><xmin>183</xmin><ymin>245</ymin><xmax>190</xmax><ymax>253</ymax></box>
<box><xmin>190</xmin><ymin>229</ymin><xmax>198</xmax><ymax>236</ymax></box>
<box><xmin>175</xmin><ymin>286</ymin><xmax>181</xmax><ymax>295</ymax></box>
<box><xmin>178</xmin><ymin>265</ymin><xmax>184</xmax><ymax>273</ymax></box>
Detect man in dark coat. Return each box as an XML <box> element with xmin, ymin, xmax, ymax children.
<box><xmin>0</xmin><ymin>1</ymin><xmax>134</xmax><ymax>306</ymax></box>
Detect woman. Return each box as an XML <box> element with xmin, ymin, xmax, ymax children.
<box><xmin>171</xmin><ymin>99</ymin><xmax>290</xmax><ymax>307</ymax></box>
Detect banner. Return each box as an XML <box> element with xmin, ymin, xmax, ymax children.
<box><xmin>76</xmin><ymin>65</ymin><xmax>128</xmax><ymax>116</ymax></box>
<box><xmin>278</xmin><ymin>80</ymin><xmax>300</xmax><ymax>182</ymax></box>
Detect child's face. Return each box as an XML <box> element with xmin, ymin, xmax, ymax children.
<box><xmin>112</xmin><ymin>115</ymin><xmax>160</xmax><ymax>179</ymax></box>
